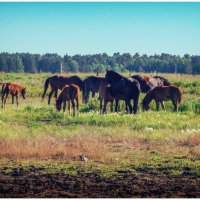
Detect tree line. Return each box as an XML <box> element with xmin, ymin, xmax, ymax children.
<box><xmin>0</xmin><ymin>52</ymin><xmax>200</xmax><ymax>74</ymax></box>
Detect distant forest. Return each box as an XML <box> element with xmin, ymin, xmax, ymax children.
<box><xmin>0</xmin><ymin>52</ymin><xmax>200</xmax><ymax>74</ymax></box>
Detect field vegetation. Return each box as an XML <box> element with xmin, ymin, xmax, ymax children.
<box><xmin>0</xmin><ymin>72</ymin><xmax>200</xmax><ymax>197</ymax></box>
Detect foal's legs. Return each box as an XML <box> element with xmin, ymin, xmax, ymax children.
<box><xmin>16</xmin><ymin>94</ymin><xmax>19</xmax><ymax>107</ymax></box>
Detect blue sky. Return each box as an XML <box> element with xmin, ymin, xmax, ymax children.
<box><xmin>0</xmin><ymin>2</ymin><xmax>200</xmax><ymax>56</ymax></box>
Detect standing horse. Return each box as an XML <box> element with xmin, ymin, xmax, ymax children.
<box><xmin>105</xmin><ymin>70</ymin><xmax>140</xmax><ymax>114</ymax></box>
<box><xmin>1</xmin><ymin>83</ymin><xmax>26</xmax><ymax>108</ymax></box>
<box><xmin>142</xmin><ymin>85</ymin><xmax>182</xmax><ymax>112</ymax></box>
<box><xmin>83</xmin><ymin>76</ymin><xmax>105</xmax><ymax>103</ymax></box>
<box><xmin>41</xmin><ymin>75</ymin><xmax>84</xmax><ymax>105</ymax></box>
<box><xmin>56</xmin><ymin>84</ymin><xmax>80</xmax><ymax>116</ymax></box>
<box><xmin>99</xmin><ymin>82</ymin><xmax>114</xmax><ymax>114</ymax></box>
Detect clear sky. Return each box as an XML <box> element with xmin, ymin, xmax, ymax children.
<box><xmin>0</xmin><ymin>2</ymin><xmax>200</xmax><ymax>56</ymax></box>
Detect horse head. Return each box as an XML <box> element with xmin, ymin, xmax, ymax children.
<box><xmin>55</xmin><ymin>98</ymin><xmax>62</xmax><ymax>111</ymax></box>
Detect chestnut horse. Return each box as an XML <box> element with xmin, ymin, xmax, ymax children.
<box><xmin>1</xmin><ymin>83</ymin><xmax>26</xmax><ymax>108</ymax></box>
<box><xmin>142</xmin><ymin>85</ymin><xmax>182</xmax><ymax>112</ymax></box>
<box><xmin>56</xmin><ymin>84</ymin><xmax>80</xmax><ymax>116</ymax></box>
<box><xmin>99</xmin><ymin>82</ymin><xmax>114</xmax><ymax>114</ymax></box>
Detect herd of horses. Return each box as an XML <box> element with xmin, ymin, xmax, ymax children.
<box><xmin>1</xmin><ymin>70</ymin><xmax>183</xmax><ymax>115</ymax></box>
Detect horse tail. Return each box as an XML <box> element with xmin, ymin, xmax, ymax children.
<box><xmin>41</xmin><ymin>77</ymin><xmax>50</xmax><ymax>100</ymax></box>
<box><xmin>77</xmin><ymin>85</ymin><xmax>82</xmax><ymax>105</ymax></box>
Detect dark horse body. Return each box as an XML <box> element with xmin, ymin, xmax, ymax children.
<box><xmin>56</xmin><ymin>84</ymin><xmax>80</xmax><ymax>116</ymax></box>
<box><xmin>105</xmin><ymin>70</ymin><xmax>140</xmax><ymax>114</ymax></box>
<box><xmin>42</xmin><ymin>75</ymin><xmax>84</xmax><ymax>105</ymax></box>
<box><xmin>1</xmin><ymin>83</ymin><xmax>26</xmax><ymax>108</ymax></box>
<box><xmin>142</xmin><ymin>85</ymin><xmax>182</xmax><ymax>112</ymax></box>
<box><xmin>83</xmin><ymin>76</ymin><xmax>105</xmax><ymax>103</ymax></box>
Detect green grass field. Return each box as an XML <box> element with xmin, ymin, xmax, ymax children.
<box><xmin>0</xmin><ymin>72</ymin><xmax>200</xmax><ymax>178</ymax></box>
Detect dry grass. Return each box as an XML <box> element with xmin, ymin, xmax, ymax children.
<box><xmin>0</xmin><ymin>135</ymin><xmax>109</xmax><ymax>161</ymax></box>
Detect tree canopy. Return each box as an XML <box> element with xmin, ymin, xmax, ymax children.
<box><xmin>0</xmin><ymin>52</ymin><xmax>199</xmax><ymax>74</ymax></box>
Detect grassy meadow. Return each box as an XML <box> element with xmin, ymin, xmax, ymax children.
<box><xmin>0</xmin><ymin>72</ymin><xmax>200</xmax><ymax>177</ymax></box>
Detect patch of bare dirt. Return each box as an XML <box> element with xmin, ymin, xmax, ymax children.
<box><xmin>0</xmin><ymin>167</ymin><xmax>199</xmax><ymax>198</ymax></box>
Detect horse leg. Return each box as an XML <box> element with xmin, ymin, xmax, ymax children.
<box><xmin>68</xmin><ymin>100</ymin><xmax>71</xmax><ymax>114</ymax></box>
<box><xmin>3</xmin><ymin>92</ymin><xmax>9</xmax><ymax>108</ymax></box>
<box><xmin>54</xmin><ymin>89</ymin><xmax>58</xmax><ymax>98</ymax></box>
<box><xmin>172</xmin><ymin>100</ymin><xmax>178</xmax><ymax>112</ymax></box>
<box><xmin>16</xmin><ymin>95</ymin><xmax>19</xmax><ymax>107</ymax></box>
<box><xmin>160</xmin><ymin>101</ymin><xmax>165</xmax><ymax>110</ymax></box>
<box><xmin>125</xmin><ymin>102</ymin><xmax>129</xmax><ymax>113</ymax></box>
<box><xmin>103</xmin><ymin>100</ymin><xmax>108</xmax><ymax>114</ymax></box>
<box><xmin>100</xmin><ymin>99</ymin><xmax>103</xmax><ymax>114</ymax></box>
<box><xmin>115</xmin><ymin>99</ymin><xmax>119</xmax><ymax>112</ymax></box>
<box><xmin>63</xmin><ymin>102</ymin><xmax>66</xmax><ymax>112</ymax></box>
<box><xmin>126</xmin><ymin>100</ymin><xmax>132</xmax><ymax>114</ymax></box>
<box><xmin>76</xmin><ymin>96</ymin><xmax>79</xmax><ymax>113</ymax></box>
<box><xmin>110</xmin><ymin>101</ymin><xmax>113</xmax><ymax>112</ymax></box>
<box><xmin>155</xmin><ymin>100</ymin><xmax>160</xmax><ymax>111</ymax></box>
<box><xmin>133</xmin><ymin>96</ymin><xmax>139</xmax><ymax>114</ymax></box>
<box><xmin>85</xmin><ymin>90</ymin><xmax>89</xmax><ymax>103</ymax></box>
<box><xmin>71</xmin><ymin>99</ymin><xmax>75</xmax><ymax>116</ymax></box>
<box><xmin>48</xmin><ymin>89</ymin><xmax>54</xmax><ymax>105</ymax></box>
<box><xmin>1</xmin><ymin>92</ymin><xmax>5</xmax><ymax>108</ymax></box>
<box><xmin>12</xmin><ymin>94</ymin><xmax>14</xmax><ymax>104</ymax></box>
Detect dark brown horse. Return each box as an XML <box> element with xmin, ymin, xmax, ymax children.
<box><xmin>99</xmin><ymin>82</ymin><xmax>114</xmax><ymax>114</ymax></box>
<box><xmin>83</xmin><ymin>76</ymin><xmax>105</xmax><ymax>103</ymax></box>
<box><xmin>142</xmin><ymin>85</ymin><xmax>182</xmax><ymax>112</ymax></box>
<box><xmin>56</xmin><ymin>84</ymin><xmax>80</xmax><ymax>116</ymax></box>
<box><xmin>41</xmin><ymin>75</ymin><xmax>84</xmax><ymax>105</ymax></box>
<box><xmin>105</xmin><ymin>70</ymin><xmax>140</xmax><ymax>114</ymax></box>
<box><xmin>1</xmin><ymin>83</ymin><xmax>26</xmax><ymax>108</ymax></box>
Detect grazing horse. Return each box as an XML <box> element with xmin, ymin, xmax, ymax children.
<box><xmin>41</xmin><ymin>75</ymin><xmax>84</xmax><ymax>105</ymax></box>
<box><xmin>105</xmin><ymin>70</ymin><xmax>140</xmax><ymax>114</ymax></box>
<box><xmin>142</xmin><ymin>85</ymin><xmax>182</xmax><ymax>112</ymax></box>
<box><xmin>56</xmin><ymin>84</ymin><xmax>80</xmax><ymax>116</ymax></box>
<box><xmin>83</xmin><ymin>76</ymin><xmax>105</xmax><ymax>103</ymax></box>
<box><xmin>99</xmin><ymin>82</ymin><xmax>114</xmax><ymax>114</ymax></box>
<box><xmin>1</xmin><ymin>83</ymin><xmax>26</xmax><ymax>108</ymax></box>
